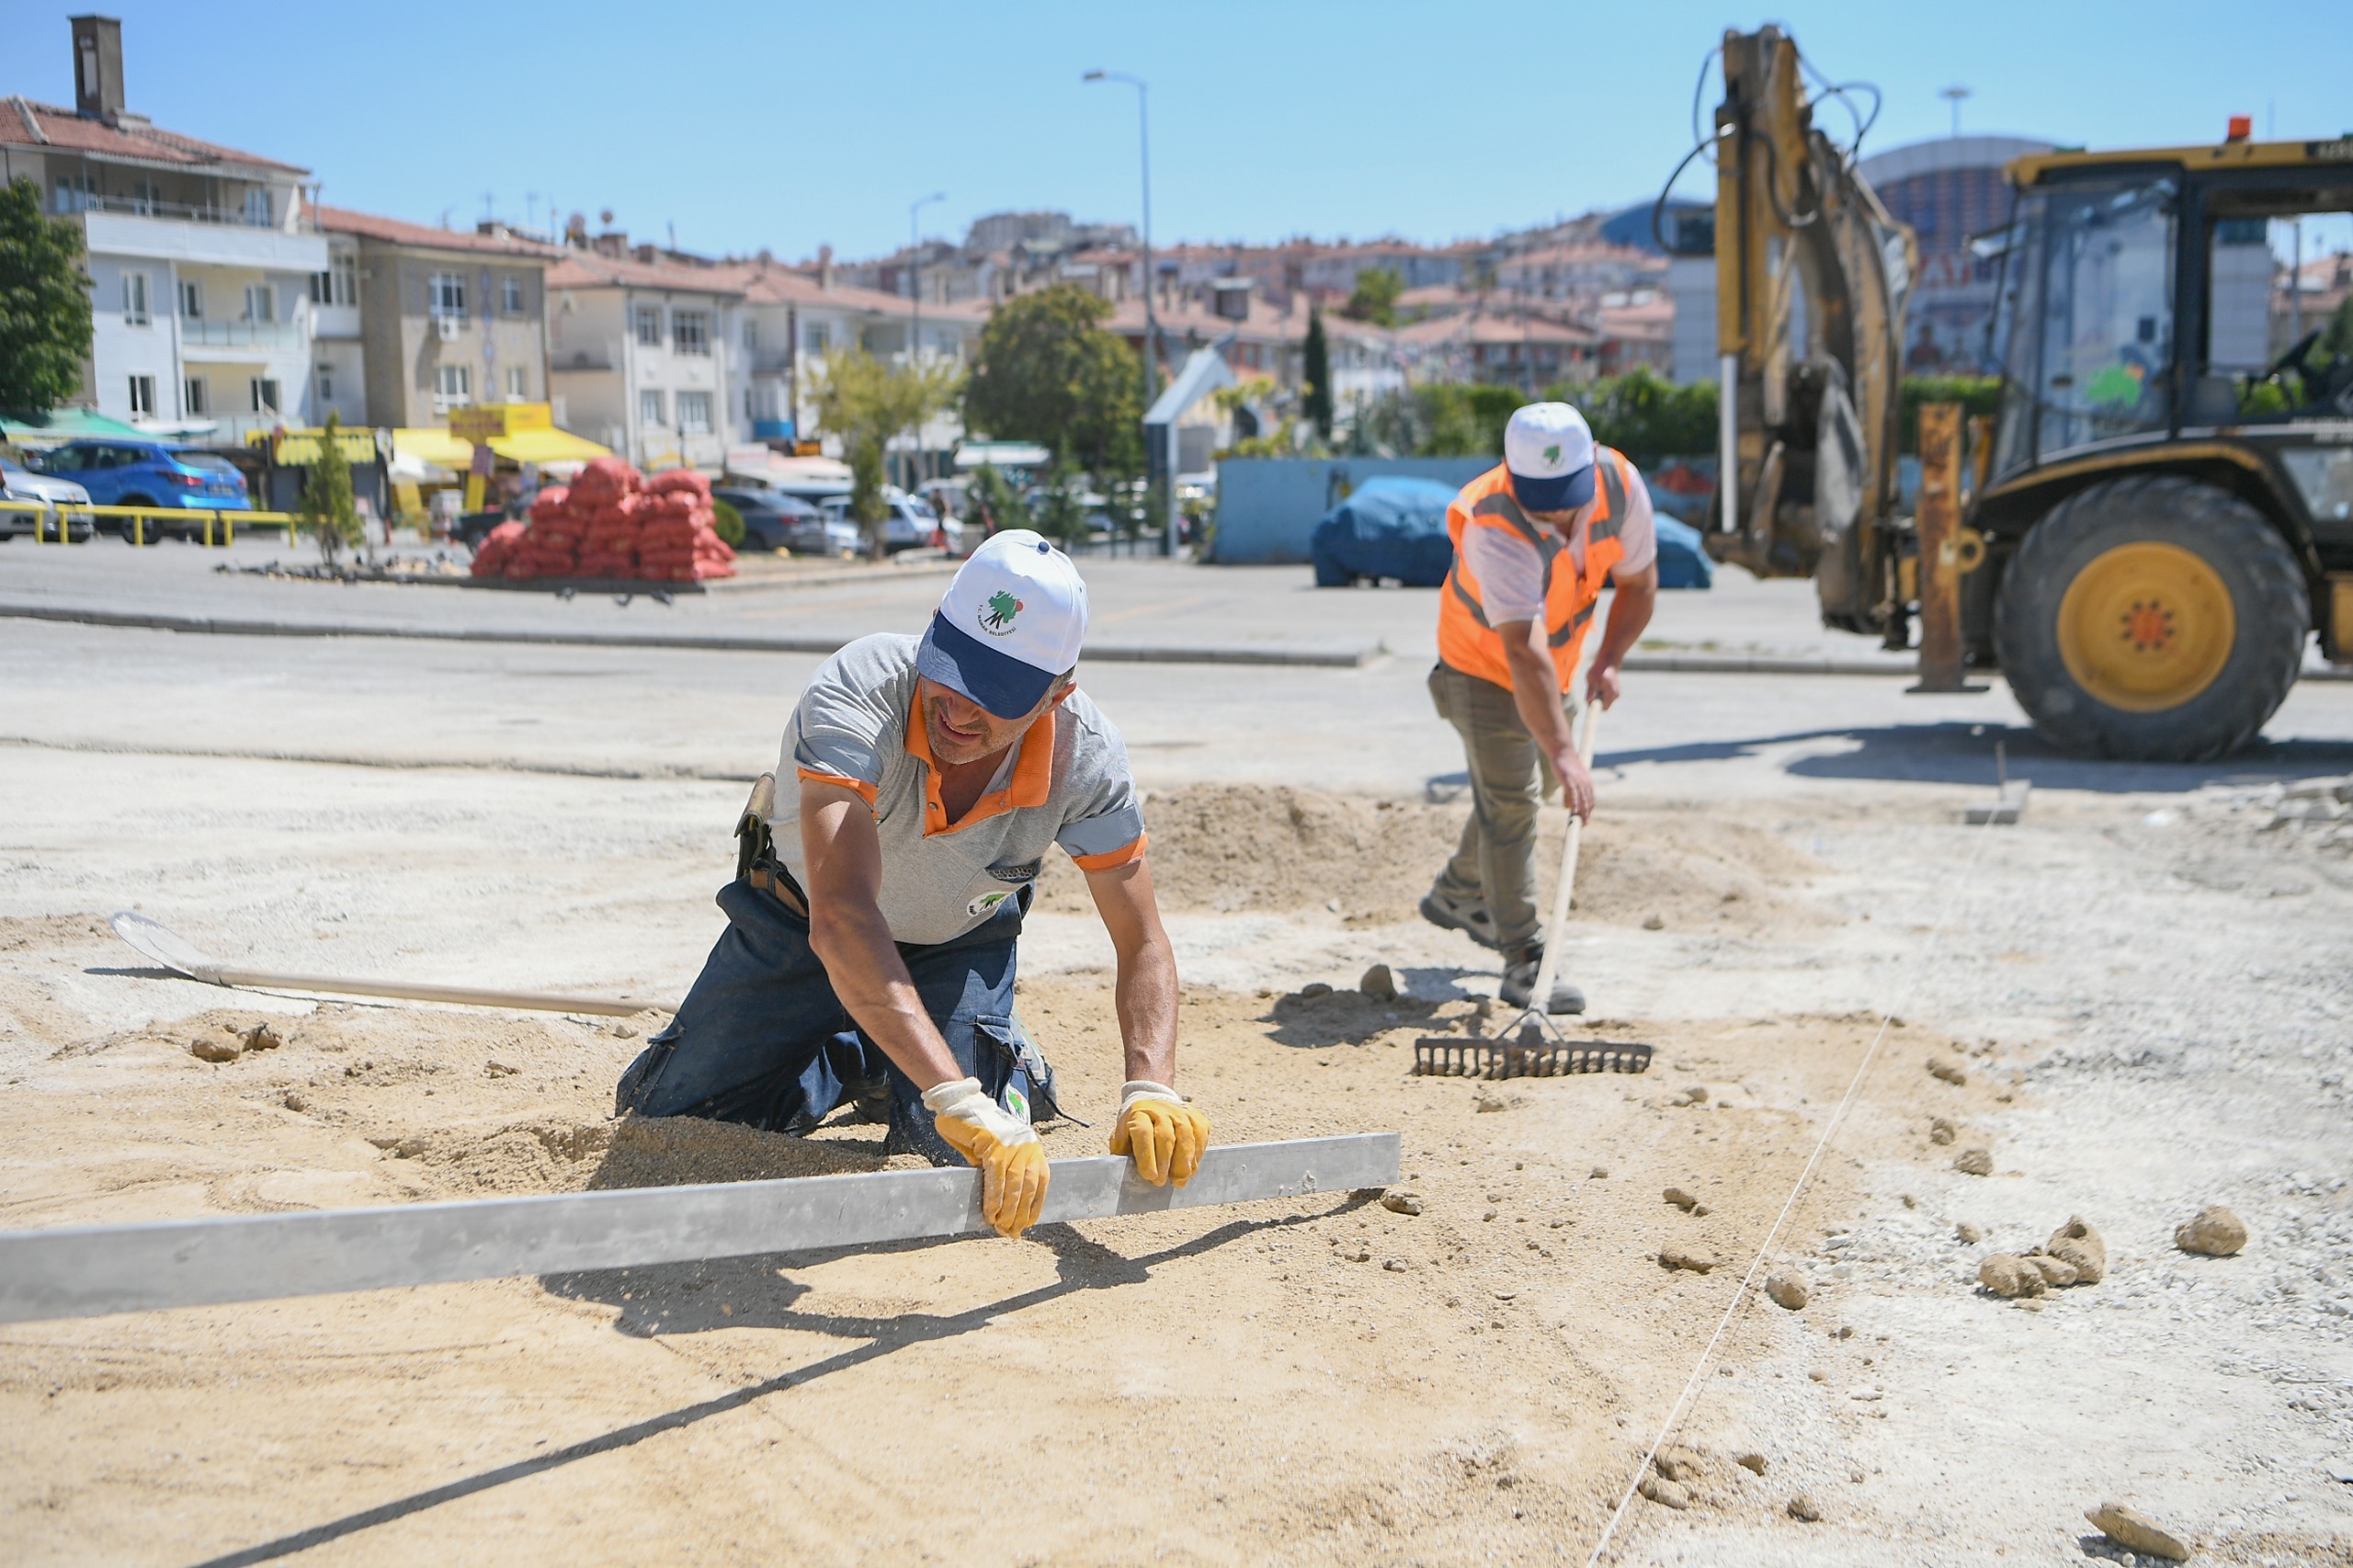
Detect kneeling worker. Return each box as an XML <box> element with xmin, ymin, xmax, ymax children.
<box><xmin>1421</xmin><ymin>403</ymin><xmax>1659</xmax><ymax>1013</ymax></box>
<box><xmin>618</xmin><ymin>530</ymin><xmax>1209</xmax><ymax>1237</ymax></box>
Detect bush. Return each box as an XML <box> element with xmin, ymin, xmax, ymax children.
<box><xmin>710</xmin><ymin>497</ymin><xmax>745</xmax><ymax>547</ymax></box>
<box><xmin>1896</xmin><ymin>375</ymin><xmax>2001</xmax><ymax>454</ymax></box>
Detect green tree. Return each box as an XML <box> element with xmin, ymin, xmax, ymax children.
<box><xmin>1545</xmin><ymin>367</ymin><xmax>1721</xmax><ymax>467</ymax></box>
<box><xmin>300</xmin><ymin>411</ymin><xmax>363</xmax><ymax>567</ymax></box>
<box><xmin>1339</xmin><ymin>267</ymin><xmax>1403</xmax><ymax>328</ymax></box>
<box><xmin>1302</xmin><ymin>306</ymin><xmax>1334</xmax><ymax>442</ymax></box>
<box><xmin>809</xmin><ymin>342</ymin><xmax>961</xmax><ymax>554</ymax></box>
<box><xmin>962</xmin><ymin>284</ymin><xmax>1142</xmax><ymax>479</ymax></box>
<box><xmin>0</xmin><ymin>176</ymin><xmax>94</xmax><ymax>414</ymax></box>
<box><xmin>965</xmin><ymin>461</ymin><xmax>1032</xmax><ymax>536</ymax></box>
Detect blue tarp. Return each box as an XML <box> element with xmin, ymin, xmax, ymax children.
<box><xmin>1310</xmin><ymin>476</ymin><xmax>1459</xmax><ymax>587</ymax></box>
<box><xmin>1653</xmin><ymin>514</ymin><xmax>1713</xmax><ymax>590</ymax></box>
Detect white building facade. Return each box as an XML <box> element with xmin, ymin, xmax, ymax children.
<box><xmin>2</xmin><ymin>21</ymin><xmax>324</xmax><ymax>438</ymax></box>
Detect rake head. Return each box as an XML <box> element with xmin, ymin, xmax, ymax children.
<box><xmin>1413</xmin><ymin>1024</ymin><xmax>1653</xmax><ymax>1079</ymax></box>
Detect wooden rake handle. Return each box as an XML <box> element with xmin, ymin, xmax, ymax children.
<box><xmin>1520</xmin><ymin>699</ymin><xmax>1603</xmax><ymax>1030</ymax></box>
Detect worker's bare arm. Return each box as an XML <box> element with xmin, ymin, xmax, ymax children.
<box><xmin>799</xmin><ymin>779</ymin><xmax>963</xmax><ymax>1091</ymax></box>
<box><xmin>1499</xmin><ymin>617</ymin><xmax>1595</xmax><ymax>820</ymax></box>
<box><xmin>1586</xmin><ymin>562</ymin><xmax>1658</xmax><ymax>710</ymax></box>
<box><xmin>1084</xmin><ymin>856</ymin><xmax>1179</xmax><ymax>1086</ymax></box>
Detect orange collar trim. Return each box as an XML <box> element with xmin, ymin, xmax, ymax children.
<box><xmin>904</xmin><ymin>691</ymin><xmax>1056</xmax><ymax>836</ymax></box>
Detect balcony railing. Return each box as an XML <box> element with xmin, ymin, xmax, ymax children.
<box><xmin>181</xmin><ymin>318</ymin><xmax>303</xmax><ymax>350</ymax></box>
<box><xmin>63</xmin><ymin>191</ymin><xmax>313</xmax><ymax>232</ymax></box>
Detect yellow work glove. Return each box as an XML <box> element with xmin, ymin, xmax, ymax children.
<box><xmin>1108</xmin><ymin>1081</ymin><xmax>1210</xmax><ymax>1187</ymax></box>
<box><xmin>923</xmin><ymin>1077</ymin><xmax>1048</xmax><ymax>1238</ymax></box>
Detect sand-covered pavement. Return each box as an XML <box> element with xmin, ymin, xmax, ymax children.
<box><xmin>2</xmin><ymin>569</ymin><xmax>2350</xmax><ymax>1565</ymax></box>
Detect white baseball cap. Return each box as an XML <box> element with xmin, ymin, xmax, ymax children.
<box><xmin>915</xmin><ymin>529</ymin><xmax>1089</xmax><ymax>718</ymax></box>
<box><xmin>1504</xmin><ymin>403</ymin><xmax>1597</xmax><ymax>511</ymax></box>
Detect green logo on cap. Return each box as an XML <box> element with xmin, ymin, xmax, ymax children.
<box><xmin>1542</xmin><ymin>443</ymin><xmax>1562</xmax><ymax>464</ymax></box>
<box><xmin>979</xmin><ymin>589</ymin><xmax>1025</xmax><ymax>636</ymax></box>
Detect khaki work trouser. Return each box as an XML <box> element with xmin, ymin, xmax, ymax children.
<box><xmin>1427</xmin><ymin>661</ymin><xmax>1577</xmax><ymax>959</ymax></box>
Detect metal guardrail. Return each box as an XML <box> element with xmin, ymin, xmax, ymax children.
<box><xmin>1</xmin><ymin>497</ymin><xmax>302</xmax><ymax>547</ymax></box>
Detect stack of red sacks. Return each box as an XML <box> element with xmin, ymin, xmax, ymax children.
<box><xmin>576</xmin><ymin>493</ymin><xmax>645</xmax><ymax>580</ymax></box>
<box><xmin>507</xmin><ymin>483</ymin><xmax>585</xmax><ymax>578</ymax></box>
<box><xmin>469</xmin><ymin>519</ymin><xmax>528</xmax><ymax>577</ymax></box>
<box><xmin>633</xmin><ymin>470</ymin><xmax>736</xmax><ymax>582</ymax></box>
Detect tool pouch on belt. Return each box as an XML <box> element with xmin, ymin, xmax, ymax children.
<box><xmin>735</xmin><ymin>772</ymin><xmax>813</xmax><ymax>915</ymax></box>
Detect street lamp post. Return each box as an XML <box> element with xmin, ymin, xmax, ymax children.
<box><xmin>1084</xmin><ymin>68</ymin><xmax>1171</xmax><ymax>554</ymax></box>
<box><xmin>1940</xmin><ymin>85</ymin><xmax>1972</xmax><ymax>139</ymax></box>
<box><xmin>909</xmin><ymin>190</ymin><xmax>945</xmax><ymax>488</ymax></box>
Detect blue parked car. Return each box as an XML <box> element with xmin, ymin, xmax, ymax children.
<box><xmin>32</xmin><ymin>439</ymin><xmax>250</xmax><ymax>540</ymax></box>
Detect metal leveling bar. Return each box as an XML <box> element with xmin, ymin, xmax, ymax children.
<box><xmin>0</xmin><ymin>1134</ymin><xmax>1400</xmax><ymax>1324</ymax></box>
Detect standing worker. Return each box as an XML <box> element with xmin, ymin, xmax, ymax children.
<box><xmin>616</xmin><ymin>530</ymin><xmax>1210</xmax><ymax>1238</ymax></box>
<box><xmin>1420</xmin><ymin>403</ymin><xmax>1660</xmax><ymax>1013</ymax></box>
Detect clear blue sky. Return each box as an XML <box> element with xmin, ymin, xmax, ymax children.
<box><xmin>6</xmin><ymin>0</ymin><xmax>2350</xmax><ymax>261</ymax></box>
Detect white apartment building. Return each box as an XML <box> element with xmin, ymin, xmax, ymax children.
<box><xmin>1</xmin><ymin>19</ymin><xmax>324</xmax><ymax>438</ymax></box>
<box><xmin>546</xmin><ymin>252</ymin><xmax>740</xmax><ymax>469</ymax></box>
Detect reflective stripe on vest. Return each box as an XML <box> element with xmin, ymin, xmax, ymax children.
<box><xmin>1437</xmin><ymin>453</ymin><xmax>1631</xmax><ymax>692</ymax></box>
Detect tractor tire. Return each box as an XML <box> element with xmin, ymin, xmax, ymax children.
<box><xmin>1994</xmin><ymin>475</ymin><xmax>2307</xmax><ymax>762</ymax></box>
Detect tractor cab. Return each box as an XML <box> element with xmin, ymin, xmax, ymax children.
<box><xmin>1964</xmin><ymin>131</ymin><xmax>2353</xmax><ymax>759</ymax></box>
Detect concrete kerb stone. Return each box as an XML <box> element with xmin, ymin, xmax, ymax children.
<box><xmin>0</xmin><ymin>602</ymin><xmax>1381</xmax><ymax>670</ymax></box>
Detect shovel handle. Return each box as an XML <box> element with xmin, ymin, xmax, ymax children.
<box><xmin>1523</xmin><ymin>700</ymin><xmax>1601</xmax><ymax>1024</ymax></box>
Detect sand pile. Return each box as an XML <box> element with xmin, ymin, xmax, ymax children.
<box><xmin>1032</xmin><ymin>784</ymin><xmax>1832</xmax><ymax>934</ymax></box>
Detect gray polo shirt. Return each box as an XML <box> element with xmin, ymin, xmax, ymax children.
<box><xmin>772</xmin><ymin>633</ymin><xmax>1147</xmax><ymax>946</ymax></box>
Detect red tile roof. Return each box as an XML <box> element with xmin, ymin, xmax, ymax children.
<box><xmin>547</xmin><ymin>252</ymin><xmax>746</xmax><ymax>296</ymax></box>
<box><xmin>316</xmin><ymin>205</ymin><xmax>561</xmax><ymax>257</ymax></box>
<box><xmin>0</xmin><ymin>96</ymin><xmax>305</xmax><ymax>174</ymax></box>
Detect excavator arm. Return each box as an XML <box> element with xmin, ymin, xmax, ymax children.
<box><xmin>1707</xmin><ymin>27</ymin><xmax>1917</xmax><ymax>641</ymax></box>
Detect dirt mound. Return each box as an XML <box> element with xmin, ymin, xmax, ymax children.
<box><xmin>1032</xmin><ymin>785</ymin><xmax>1832</xmax><ymax>934</ymax></box>
<box><xmin>379</xmin><ymin>1113</ymin><xmax>893</xmax><ymax>1198</ymax></box>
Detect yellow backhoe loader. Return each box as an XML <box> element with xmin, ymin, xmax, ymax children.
<box><xmin>1681</xmin><ymin>25</ymin><xmax>2353</xmax><ymax>761</ymax></box>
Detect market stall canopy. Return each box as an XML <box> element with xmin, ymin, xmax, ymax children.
<box><xmin>392</xmin><ymin>427</ymin><xmax>474</xmax><ymax>470</ymax></box>
<box><xmin>722</xmin><ymin>448</ymin><xmax>854</xmax><ymax>493</ymax></box>
<box><xmin>954</xmin><ymin>440</ymin><xmax>1051</xmax><ymax>471</ymax></box>
<box><xmin>1</xmin><ymin>408</ymin><xmax>146</xmax><ymax>443</ymax></box>
<box><xmin>487</xmin><ymin>427</ymin><xmax>609</xmax><ymax>464</ymax></box>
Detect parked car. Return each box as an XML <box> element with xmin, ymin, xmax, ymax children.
<box><xmin>823</xmin><ymin>493</ymin><xmax>966</xmax><ymax>554</ymax></box>
<box><xmin>712</xmin><ymin>488</ymin><xmax>858</xmax><ymax>556</ymax></box>
<box><xmin>0</xmin><ymin>458</ymin><xmax>95</xmax><ymax>541</ymax></box>
<box><xmin>32</xmin><ymin>438</ymin><xmax>250</xmax><ymax>540</ymax></box>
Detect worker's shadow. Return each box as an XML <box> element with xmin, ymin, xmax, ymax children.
<box><xmin>181</xmin><ymin>1200</ymin><xmax>1366</xmax><ymax>1568</ymax></box>
<box><xmin>1258</xmin><ymin>987</ymin><xmax>1445</xmax><ymax>1048</ymax></box>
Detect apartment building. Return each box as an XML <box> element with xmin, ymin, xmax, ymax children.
<box><xmin>1</xmin><ymin>17</ymin><xmax>324</xmax><ymax>437</ymax></box>
<box><xmin>546</xmin><ymin>251</ymin><xmax>741</xmax><ymax>469</ymax></box>
<box><xmin>313</xmin><ymin>207</ymin><xmax>558</xmax><ymax>428</ymax></box>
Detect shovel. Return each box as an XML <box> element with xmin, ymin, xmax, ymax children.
<box><xmin>108</xmin><ymin>912</ymin><xmax>668</xmax><ymax>1018</ymax></box>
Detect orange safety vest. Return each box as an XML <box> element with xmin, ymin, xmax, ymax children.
<box><xmin>1437</xmin><ymin>450</ymin><xmax>1634</xmax><ymax>694</ymax></box>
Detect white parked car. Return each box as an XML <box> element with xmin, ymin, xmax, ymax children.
<box><xmin>821</xmin><ymin>493</ymin><xmax>965</xmax><ymax>555</ymax></box>
<box><xmin>0</xmin><ymin>459</ymin><xmax>95</xmax><ymax>541</ymax></box>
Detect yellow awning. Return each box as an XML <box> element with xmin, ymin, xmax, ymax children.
<box><xmin>392</xmin><ymin>427</ymin><xmax>475</xmax><ymax>469</ymax></box>
<box><xmin>488</xmin><ymin>427</ymin><xmax>611</xmax><ymax>464</ymax></box>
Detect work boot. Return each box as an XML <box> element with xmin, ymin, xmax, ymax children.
<box><xmin>1499</xmin><ymin>947</ymin><xmax>1585</xmax><ymax>1015</ymax></box>
<box><xmin>1420</xmin><ymin>885</ymin><xmax>1500</xmax><ymax>950</ymax></box>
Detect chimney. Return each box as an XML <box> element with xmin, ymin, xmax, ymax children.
<box><xmin>817</xmin><ymin>244</ymin><xmax>835</xmax><ymax>291</ymax></box>
<box><xmin>71</xmin><ymin>15</ymin><xmax>125</xmax><ymax>122</ymax></box>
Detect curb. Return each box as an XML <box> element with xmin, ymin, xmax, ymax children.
<box><xmin>0</xmin><ymin>603</ymin><xmax>1380</xmax><ymax>669</ymax></box>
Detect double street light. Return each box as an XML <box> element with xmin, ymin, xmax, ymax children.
<box><xmin>1084</xmin><ymin>68</ymin><xmax>1170</xmax><ymax>553</ymax></box>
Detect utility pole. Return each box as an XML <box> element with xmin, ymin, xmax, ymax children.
<box><xmin>1085</xmin><ymin>69</ymin><xmax>1170</xmax><ymax>554</ymax></box>
<box><xmin>909</xmin><ymin>191</ymin><xmax>945</xmax><ymax>489</ymax></box>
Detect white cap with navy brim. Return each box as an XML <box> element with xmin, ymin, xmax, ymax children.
<box><xmin>1505</xmin><ymin>402</ymin><xmax>1597</xmax><ymax>512</ymax></box>
<box><xmin>915</xmin><ymin>529</ymin><xmax>1089</xmax><ymax>719</ymax></box>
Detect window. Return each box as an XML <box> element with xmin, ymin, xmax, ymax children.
<box><xmin>743</xmin><ymin>317</ymin><xmax>758</xmax><ymax>351</ymax></box>
<box><xmin>128</xmin><ymin>375</ymin><xmax>155</xmax><ymax>415</ymax></box>
<box><xmin>183</xmin><ymin>378</ymin><xmax>208</xmax><ymax>415</ymax></box>
<box><xmin>803</xmin><ymin>323</ymin><xmax>829</xmax><ymax>355</ymax></box>
<box><xmin>674</xmin><ymin>311</ymin><xmax>710</xmax><ymax>357</ymax></box>
<box><xmin>311</xmin><ymin>252</ymin><xmax>357</xmax><ymax>307</ymax></box>
<box><xmin>250</xmin><ymin>378</ymin><xmax>281</xmax><ymax>415</ymax></box>
<box><xmin>506</xmin><ymin>367</ymin><xmax>528</xmax><ymax>400</ymax></box>
<box><xmin>242</xmin><ymin>187</ymin><xmax>273</xmax><ymax>227</ymax></box>
<box><xmin>122</xmin><ymin>271</ymin><xmax>149</xmax><ymax>325</ymax></box>
<box><xmin>316</xmin><ymin>364</ymin><xmax>335</xmax><ymax>402</ymax></box>
<box><xmin>501</xmin><ymin>276</ymin><xmax>524</xmax><ymax>314</ymax></box>
<box><xmin>179</xmin><ymin>278</ymin><xmax>203</xmax><ymax>319</ymax></box>
<box><xmin>244</xmin><ymin>283</ymin><xmax>275</xmax><ymax>324</ymax></box>
<box><xmin>434</xmin><ymin>364</ymin><xmax>472</xmax><ymax>411</ymax></box>
<box><xmin>51</xmin><ymin>175</ymin><xmax>92</xmax><ymax>214</ymax></box>
<box><xmin>428</xmin><ymin>273</ymin><xmax>467</xmax><ymax>317</ymax></box>
<box><xmin>676</xmin><ymin>390</ymin><xmax>712</xmax><ymax>434</ymax></box>
<box><xmin>633</xmin><ymin>305</ymin><xmax>664</xmax><ymax>347</ymax></box>
<box><xmin>640</xmin><ymin>390</ymin><xmax>666</xmax><ymax>426</ymax></box>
